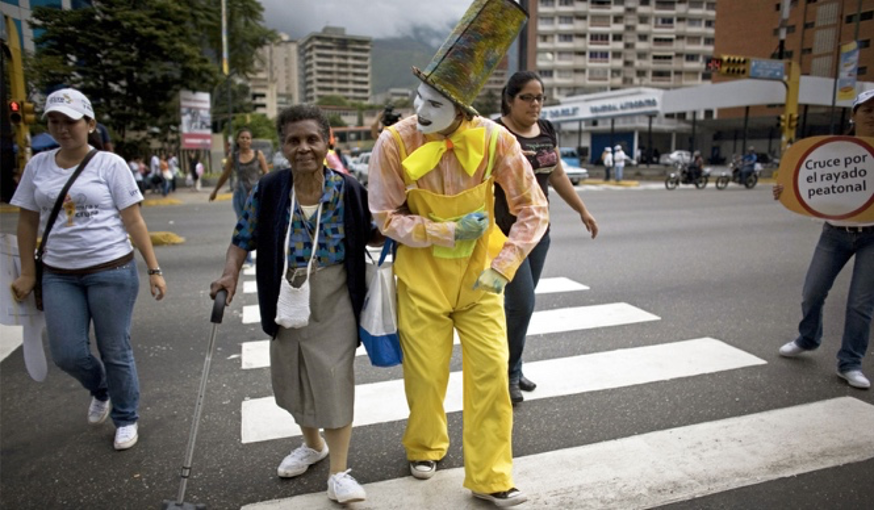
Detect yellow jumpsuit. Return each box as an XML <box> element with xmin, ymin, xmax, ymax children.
<box><xmin>369</xmin><ymin>116</ymin><xmax>548</xmax><ymax>493</ymax></box>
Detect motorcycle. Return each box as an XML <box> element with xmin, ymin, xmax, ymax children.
<box><xmin>716</xmin><ymin>156</ymin><xmax>760</xmax><ymax>190</ymax></box>
<box><xmin>665</xmin><ymin>162</ymin><xmax>710</xmax><ymax>190</ymax></box>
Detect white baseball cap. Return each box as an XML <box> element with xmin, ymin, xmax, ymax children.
<box><xmin>852</xmin><ymin>89</ymin><xmax>874</xmax><ymax>112</ymax></box>
<box><xmin>614</xmin><ymin>145</ymin><xmax>622</xmax><ymax>150</ymax></box>
<box><xmin>43</xmin><ymin>88</ymin><xmax>94</xmax><ymax>120</ymax></box>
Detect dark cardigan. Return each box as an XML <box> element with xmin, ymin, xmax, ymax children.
<box><xmin>253</xmin><ymin>168</ymin><xmax>373</xmax><ymax>339</ymax></box>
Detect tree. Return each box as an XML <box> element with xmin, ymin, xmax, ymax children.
<box><xmin>317</xmin><ymin>95</ymin><xmax>350</xmax><ymax>107</ymax></box>
<box><xmin>27</xmin><ymin>0</ymin><xmax>276</xmax><ymax>156</ymax></box>
<box><xmin>472</xmin><ymin>89</ymin><xmax>501</xmax><ymax>118</ymax></box>
<box><xmin>327</xmin><ymin>113</ymin><xmax>347</xmax><ymax>128</ymax></box>
<box><xmin>231</xmin><ymin>112</ymin><xmax>277</xmax><ymax>146</ymax></box>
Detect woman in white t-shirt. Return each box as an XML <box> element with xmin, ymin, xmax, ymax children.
<box><xmin>10</xmin><ymin>88</ymin><xmax>167</xmax><ymax>451</ymax></box>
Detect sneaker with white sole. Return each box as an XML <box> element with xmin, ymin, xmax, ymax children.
<box><xmin>409</xmin><ymin>460</ymin><xmax>437</xmax><ymax>480</ymax></box>
<box><xmin>778</xmin><ymin>340</ymin><xmax>810</xmax><ymax>358</ymax></box>
<box><xmin>277</xmin><ymin>441</ymin><xmax>329</xmax><ymax>478</ymax></box>
<box><xmin>327</xmin><ymin>469</ymin><xmax>366</xmax><ymax>504</ymax></box>
<box><xmin>472</xmin><ymin>488</ymin><xmax>528</xmax><ymax>507</ymax></box>
<box><xmin>114</xmin><ymin>423</ymin><xmax>138</xmax><ymax>450</ymax></box>
<box><xmin>88</xmin><ymin>397</ymin><xmax>111</xmax><ymax>425</ymax></box>
<box><xmin>837</xmin><ymin>370</ymin><xmax>871</xmax><ymax>389</ymax></box>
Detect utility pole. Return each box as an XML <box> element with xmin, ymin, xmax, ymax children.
<box><xmin>2</xmin><ymin>15</ymin><xmax>30</xmax><ymax>193</ymax></box>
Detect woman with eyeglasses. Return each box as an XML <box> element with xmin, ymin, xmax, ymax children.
<box><xmin>495</xmin><ymin>71</ymin><xmax>599</xmax><ymax>404</ymax></box>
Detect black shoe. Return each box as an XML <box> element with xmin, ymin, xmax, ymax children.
<box><xmin>518</xmin><ymin>375</ymin><xmax>537</xmax><ymax>392</ymax></box>
<box><xmin>509</xmin><ymin>382</ymin><xmax>523</xmax><ymax>404</ymax></box>
<box><xmin>472</xmin><ymin>488</ymin><xmax>528</xmax><ymax>507</ymax></box>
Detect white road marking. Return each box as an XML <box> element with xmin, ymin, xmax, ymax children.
<box><xmin>242</xmin><ymin>397</ymin><xmax>874</xmax><ymax>510</ymax></box>
<box><xmin>240</xmin><ymin>338</ymin><xmax>763</xmax><ymax>444</ymax></box>
<box><xmin>243</xmin><ymin>281</ymin><xmax>257</xmax><ymax>294</ymax></box>
<box><xmin>0</xmin><ymin>324</ymin><xmax>22</xmax><ymax>363</ymax></box>
<box><xmin>239</xmin><ymin>302</ymin><xmax>658</xmax><ymax>370</ymax></box>
<box><xmin>534</xmin><ymin>276</ymin><xmax>589</xmax><ymax>294</ymax></box>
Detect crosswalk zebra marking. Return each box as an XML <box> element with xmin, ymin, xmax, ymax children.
<box><xmin>242</xmin><ymin>305</ymin><xmax>260</xmax><ymax>325</ymax></box>
<box><xmin>0</xmin><ymin>324</ymin><xmax>22</xmax><ymax>363</ymax></box>
<box><xmin>242</xmin><ymin>397</ymin><xmax>874</xmax><ymax>509</ymax></box>
<box><xmin>240</xmin><ymin>337</ymin><xmax>763</xmax><ymax>444</ymax></box>
<box><xmin>239</xmin><ymin>301</ymin><xmax>659</xmax><ymax>370</ymax></box>
<box><xmin>239</xmin><ymin>276</ymin><xmax>586</xmax><ymax>299</ymax></box>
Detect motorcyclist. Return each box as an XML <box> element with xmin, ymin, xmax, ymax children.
<box><xmin>739</xmin><ymin>146</ymin><xmax>757</xmax><ymax>184</ymax></box>
<box><xmin>687</xmin><ymin>150</ymin><xmax>703</xmax><ymax>181</ymax></box>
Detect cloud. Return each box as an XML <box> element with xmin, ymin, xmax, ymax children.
<box><xmin>259</xmin><ymin>0</ymin><xmax>475</xmax><ymax>39</ymax></box>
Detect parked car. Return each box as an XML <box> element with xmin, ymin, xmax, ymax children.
<box><xmin>272</xmin><ymin>150</ymin><xmax>289</xmax><ymax>170</ymax></box>
<box><xmin>559</xmin><ymin>147</ymin><xmax>581</xmax><ymax>168</ymax></box>
<box><xmin>659</xmin><ymin>150</ymin><xmax>691</xmax><ymax>166</ymax></box>
<box><xmin>349</xmin><ymin>152</ymin><xmax>371</xmax><ymax>185</ymax></box>
<box><xmin>561</xmin><ymin>157</ymin><xmax>589</xmax><ymax>185</ymax></box>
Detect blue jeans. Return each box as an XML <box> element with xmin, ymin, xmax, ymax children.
<box><xmin>794</xmin><ymin>223</ymin><xmax>874</xmax><ymax>372</ymax></box>
<box><xmin>505</xmin><ymin>232</ymin><xmax>551</xmax><ymax>384</ymax></box>
<box><xmin>42</xmin><ymin>260</ymin><xmax>141</xmax><ymax>426</ymax></box>
<box><xmin>233</xmin><ymin>185</ymin><xmax>254</xmax><ymax>264</ymax></box>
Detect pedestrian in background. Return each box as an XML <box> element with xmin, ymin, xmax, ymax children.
<box><xmin>601</xmin><ymin>146</ymin><xmax>613</xmax><ymax>181</ymax></box>
<box><xmin>613</xmin><ymin>145</ymin><xmax>627</xmax><ymax>182</ymax></box>
<box><xmin>10</xmin><ymin>88</ymin><xmax>167</xmax><ymax>451</ymax></box>
<box><xmin>496</xmin><ymin>70</ymin><xmax>599</xmax><ymax>404</ymax></box>
<box><xmin>210</xmin><ymin>105</ymin><xmax>378</xmax><ymax>504</ymax></box>
<box><xmin>775</xmin><ymin>89</ymin><xmax>874</xmax><ymax>390</ymax></box>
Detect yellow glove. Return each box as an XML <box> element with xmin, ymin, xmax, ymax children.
<box><xmin>473</xmin><ymin>268</ymin><xmax>509</xmax><ymax>294</ymax></box>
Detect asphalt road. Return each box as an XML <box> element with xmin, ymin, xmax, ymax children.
<box><xmin>2</xmin><ymin>182</ymin><xmax>873</xmax><ymax>509</ymax></box>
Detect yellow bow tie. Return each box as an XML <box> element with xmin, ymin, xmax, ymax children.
<box><xmin>402</xmin><ymin>126</ymin><xmax>486</xmax><ymax>180</ymax></box>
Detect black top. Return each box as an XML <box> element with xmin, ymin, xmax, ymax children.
<box><xmin>253</xmin><ymin>168</ymin><xmax>375</xmax><ymax>338</ymax></box>
<box><xmin>494</xmin><ymin>117</ymin><xmax>557</xmax><ymax>236</ymax></box>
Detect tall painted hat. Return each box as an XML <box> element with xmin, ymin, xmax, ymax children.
<box><xmin>412</xmin><ymin>0</ymin><xmax>528</xmax><ymax>118</ymax></box>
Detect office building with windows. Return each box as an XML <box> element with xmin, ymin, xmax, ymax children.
<box><xmin>298</xmin><ymin>26</ymin><xmax>371</xmax><ymax>104</ymax></box>
<box><xmin>2</xmin><ymin>0</ymin><xmax>92</xmax><ymax>51</ymax></box>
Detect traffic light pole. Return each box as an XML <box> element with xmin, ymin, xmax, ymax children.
<box><xmin>4</xmin><ymin>15</ymin><xmax>30</xmax><ymax>175</ymax></box>
<box><xmin>781</xmin><ymin>60</ymin><xmax>800</xmax><ymax>154</ymax></box>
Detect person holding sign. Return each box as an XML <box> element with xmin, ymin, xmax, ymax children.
<box><xmin>774</xmin><ymin>89</ymin><xmax>874</xmax><ymax>389</ymax></box>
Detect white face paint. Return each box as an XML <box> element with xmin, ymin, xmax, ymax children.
<box><xmin>414</xmin><ymin>82</ymin><xmax>457</xmax><ymax>134</ymax></box>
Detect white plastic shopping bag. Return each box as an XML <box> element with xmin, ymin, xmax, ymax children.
<box><xmin>359</xmin><ymin>240</ymin><xmax>402</xmax><ymax>367</ymax></box>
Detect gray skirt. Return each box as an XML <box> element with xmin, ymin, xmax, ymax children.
<box><xmin>271</xmin><ymin>263</ymin><xmax>357</xmax><ymax>429</ymax></box>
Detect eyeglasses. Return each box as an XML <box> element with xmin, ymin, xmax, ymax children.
<box><xmin>517</xmin><ymin>94</ymin><xmax>547</xmax><ymax>104</ymax></box>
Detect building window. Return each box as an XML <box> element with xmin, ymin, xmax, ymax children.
<box><xmin>540</xmin><ymin>16</ymin><xmax>555</xmax><ymax>25</ymax></box>
<box><xmin>590</xmin><ymin>33</ymin><xmax>610</xmax><ymax>45</ymax></box>
<box><xmin>591</xmin><ymin>0</ymin><xmax>612</xmax><ymax>7</ymax></box>
<box><xmin>537</xmin><ymin>52</ymin><xmax>555</xmax><ymax>64</ymax></box>
<box><xmin>687</xmin><ymin>36</ymin><xmax>701</xmax><ymax>45</ymax></box>
<box><xmin>653</xmin><ymin>54</ymin><xmax>674</xmax><ymax>64</ymax></box>
<box><xmin>685</xmin><ymin>54</ymin><xmax>700</xmax><ymax>62</ymax></box>
<box><xmin>801</xmin><ymin>47</ymin><xmax>812</xmax><ymax>55</ymax></box>
<box><xmin>655</xmin><ymin>17</ymin><xmax>675</xmax><ymax>28</ymax></box>
<box><xmin>540</xmin><ymin>35</ymin><xmax>552</xmax><ymax>42</ymax></box>
<box><xmin>560</xmin><ymin>0</ymin><xmax>574</xmax><ymax>5</ymax></box>
<box><xmin>639</xmin><ymin>16</ymin><xmax>650</xmax><ymax>24</ymax></box>
<box><xmin>690</xmin><ymin>1</ymin><xmax>704</xmax><ymax>8</ymax></box>
<box><xmin>559</xmin><ymin>15</ymin><xmax>574</xmax><ymax>24</ymax></box>
<box><xmin>704</xmin><ymin>37</ymin><xmax>715</xmax><ymax>45</ymax></box>
<box><xmin>638</xmin><ymin>34</ymin><xmax>649</xmax><ymax>42</ymax></box>
<box><xmin>589</xmin><ymin>51</ymin><xmax>610</xmax><ymax>62</ymax></box>
<box><xmin>588</xmin><ymin>68</ymin><xmax>609</xmax><ymax>81</ymax></box>
<box><xmin>541</xmin><ymin>70</ymin><xmax>555</xmax><ymax>78</ymax></box>
<box><xmin>705</xmin><ymin>19</ymin><xmax>715</xmax><ymax>28</ymax></box>
<box><xmin>541</xmin><ymin>0</ymin><xmax>555</xmax><ymax>6</ymax></box>
<box><xmin>637</xmin><ymin>70</ymin><xmax>647</xmax><ymax>77</ymax></box>
<box><xmin>859</xmin><ymin>66</ymin><xmax>868</xmax><ymax>76</ymax></box>
<box><xmin>558</xmin><ymin>33</ymin><xmax>574</xmax><ymax>42</ymax></box>
<box><xmin>557</xmin><ymin>69</ymin><xmax>574</xmax><ymax>79</ymax></box>
<box><xmin>688</xmin><ymin>18</ymin><xmax>703</xmax><ymax>27</ymax></box>
<box><xmin>613</xmin><ymin>15</ymin><xmax>624</xmax><ymax>23</ymax></box>
<box><xmin>652</xmin><ymin>70</ymin><xmax>672</xmax><ymax>81</ymax></box>
<box><xmin>845</xmin><ymin>10</ymin><xmax>874</xmax><ymax>24</ymax></box>
<box><xmin>655</xmin><ymin>0</ymin><xmax>674</xmax><ymax>9</ymax></box>
<box><xmin>772</xmin><ymin>25</ymin><xmax>796</xmax><ymax>35</ymax></box>
<box><xmin>859</xmin><ymin>39</ymin><xmax>871</xmax><ymax>49</ymax></box>
<box><xmin>612</xmin><ymin>33</ymin><xmax>623</xmax><ymax>41</ymax></box>
<box><xmin>653</xmin><ymin>36</ymin><xmax>673</xmax><ymax>46</ymax></box>
<box><xmin>557</xmin><ymin>51</ymin><xmax>574</xmax><ymax>61</ymax></box>
<box><xmin>591</xmin><ymin>15</ymin><xmax>611</xmax><ymax>26</ymax></box>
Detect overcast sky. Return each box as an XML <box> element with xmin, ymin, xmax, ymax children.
<box><xmin>259</xmin><ymin>0</ymin><xmax>476</xmax><ymax>39</ymax></box>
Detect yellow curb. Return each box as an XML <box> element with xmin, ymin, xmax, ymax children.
<box><xmin>0</xmin><ymin>205</ymin><xmax>19</xmax><ymax>214</ymax></box>
<box><xmin>212</xmin><ymin>193</ymin><xmax>233</xmax><ymax>202</ymax></box>
<box><xmin>149</xmin><ymin>231</ymin><xmax>185</xmax><ymax>246</ymax></box>
<box><xmin>581</xmin><ymin>179</ymin><xmax>640</xmax><ymax>187</ymax></box>
<box><xmin>143</xmin><ymin>198</ymin><xmax>183</xmax><ymax>207</ymax></box>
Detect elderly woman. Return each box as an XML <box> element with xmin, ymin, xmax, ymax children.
<box><xmin>210</xmin><ymin>105</ymin><xmax>376</xmax><ymax>504</ymax></box>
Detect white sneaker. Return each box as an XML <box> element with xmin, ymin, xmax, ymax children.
<box><xmin>409</xmin><ymin>460</ymin><xmax>437</xmax><ymax>480</ymax></box>
<box><xmin>114</xmin><ymin>423</ymin><xmax>138</xmax><ymax>450</ymax></box>
<box><xmin>837</xmin><ymin>370</ymin><xmax>871</xmax><ymax>389</ymax></box>
<box><xmin>778</xmin><ymin>340</ymin><xmax>809</xmax><ymax>358</ymax></box>
<box><xmin>472</xmin><ymin>488</ymin><xmax>528</xmax><ymax>507</ymax></box>
<box><xmin>327</xmin><ymin>469</ymin><xmax>366</xmax><ymax>504</ymax></box>
<box><xmin>88</xmin><ymin>397</ymin><xmax>111</xmax><ymax>425</ymax></box>
<box><xmin>277</xmin><ymin>441</ymin><xmax>329</xmax><ymax>478</ymax></box>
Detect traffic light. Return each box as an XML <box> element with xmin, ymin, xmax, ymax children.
<box><xmin>8</xmin><ymin>100</ymin><xmax>22</xmax><ymax>125</ymax></box>
<box><xmin>778</xmin><ymin>114</ymin><xmax>787</xmax><ymax>128</ymax></box>
<box><xmin>21</xmin><ymin>102</ymin><xmax>36</xmax><ymax>125</ymax></box>
<box><xmin>788</xmin><ymin>113</ymin><xmax>798</xmax><ymax>130</ymax></box>
<box><xmin>719</xmin><ymin>55</ymin><xmax>750</xmax><ymax>77</ymax></box>
<box><xmin>705</xmin><ymin>56</ymin><xmax>722</xmax><ymax>73</ymax></box>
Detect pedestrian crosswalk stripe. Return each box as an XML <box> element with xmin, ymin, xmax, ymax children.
<box><xmin>242</xmin><ymin>305</ymin><xmax>260</xmax><ymax>325</ymax></box>
<box><xmin>242</xmin><ymin>397</ymin><xmax>874</xmax><ymax>509</ymax></box>
<box><xmin>533</xmin><ymin>276</ymin><xmax>589</xmax><ymax>294</ymax></box>
<box><xmin>0</xmin><ymin>324</ymin><xmax>22</xmax><ymax>363</ymax></box>
<box><xmin>239</xmin><ymin>276</ymin><xmax>584</xmax><ymax>297</ymax></box>
<box><xmin>240</xmin><ymin>337</ymin><xmax>763</xmax><ymax>444</ymax></box>
<box><xmin>243</xmin><ymin>266</ymin><xmax>256</xmax><ymax>276</ymax></box>
<box><xmin>239</xmin><ymin>301</ymin><xmax>659</xmax><ymax>370</ymax></box>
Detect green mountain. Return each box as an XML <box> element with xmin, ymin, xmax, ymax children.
<box><xmin>371</xmin><ymin>26</ymin><xmax>446</xmax><ymax>94</ymax></box>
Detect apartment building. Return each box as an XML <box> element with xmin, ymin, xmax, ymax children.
<box><xmin>716</xmin><ymin>0</ymin><xmax>874</xmax><ymax>134</ymax></box>
<box><xmin>298</xmin><ymin>26</ymin><xmax>371</xmax><ymax>104</ymax></box>
<box><xmin>250</xmin><ymin>33</ymin><xmax>299</xmax><ymax>118</ymax></box>
<box><xmin>2</xmin><ymin>0</ymin><xmax>93</xmax><ymax>52</ymax></box>
<box><xmin>535</xmin><ymin>0</ymin><xmax>717</xmax><ymax>100</ymax></box>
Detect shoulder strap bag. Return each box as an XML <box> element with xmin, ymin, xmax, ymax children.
<box><xmin>33</xmin><ymin>149</ymin><xmax>98</xmax><ymax>310</ymax></box>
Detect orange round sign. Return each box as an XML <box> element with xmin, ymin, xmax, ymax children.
<box><xmin>776</xmin><ymin>136</ymin><xmax>874</xmax><ymax>222</ymax></box>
